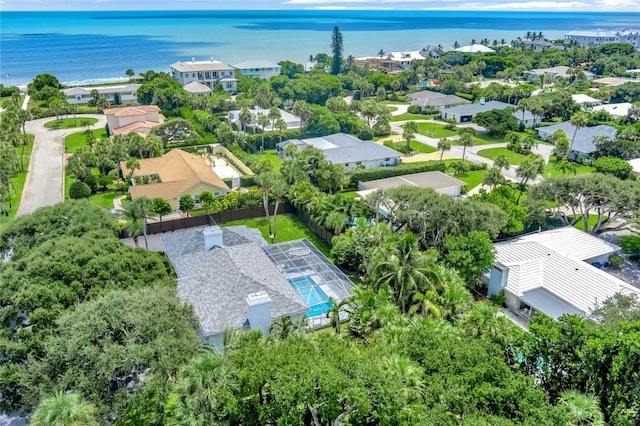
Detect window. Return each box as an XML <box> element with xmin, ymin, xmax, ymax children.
<box><xmin>384</xmin><ymin>158</ymin><xmax>390</xmax><ymax>161</ymax></box>
<box><xmin>356</xmin><ymin>162</ymin><xmax>362</xmax><ymax>166</ymax></box>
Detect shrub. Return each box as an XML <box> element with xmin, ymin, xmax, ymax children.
<box><xmin>608</xmin><ymin>254</ymin><xmax>624</xmax><ymax>268</ymax></box>
<box><xmin>617</xmin><ymin>235</ymin><xmax>640</xmax><ymax>262</ymax></box>
<box><xmin>407</xmin><ymin>104</ymin><xmax>421</xmax><ymax>114</ymax></box>
<box><xmin>82</xmin><ymin>174</ymin><xmax>98</xmax><ymax>193</ymax></box>
<box><xmin>594</xmin><ymin>157</ymin><xmax>632</xmax><ymax>180</ymax></box>
<box><xmin>383</xmin><ymin>140</ymin><xmax>408</xmax><ymax>154</ymax></box>
<box><xmin>69</xmin><ymin>181</ymin><xmax>92</xmax><ymax>199</ymax></box>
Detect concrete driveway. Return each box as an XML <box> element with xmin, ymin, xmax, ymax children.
<box><xmin>17</xmin><ymin>114</ymin><xmax>106</xmax><ymax>216</ymax></box>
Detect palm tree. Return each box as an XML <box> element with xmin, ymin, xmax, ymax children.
<box><xmin>494</xmin><ymin>155</ymin><xmax>510</xmax><ymax>171</ymax></box>
<box><xmin>326</xmin><ymin>297</ymin><xmax>349</xmax><ymax>335</ymax></box>
<box><xmin>554</xmin><ymin>158</ymin><xmax>578</xmax><ymax>175</ymax></box>
<box><xmin>270</xmin><ymin>174</ymin><xmax>287</xmax><ymax>240</ymax></box>
<box><xmin>437</xmin><ymin>138</ymin><xmax>452</xmax><ymax>161</ymax></box>
<box><xmin>268</xmin><ymin>105</ymin><xmax>280</xmax><ymax>131</ymax></box>
<box><xmin>402</xmin><ymin>121</ymin><xmax>418</xmax><ymax>154</ymax></box>
<box><xmin>169</xmin><ymin>353</ymin><xmax>238</xmax><ymax>424</ymax></box>
<box><xmin>378</xmin><ymin>48</ymin><xmax>386</xmax><ymax>58</ymax></box>
<box><xmin>409</xmin><ymin>288</ymin><xmax>442</xmax><ymax>319</ymax></box>
<box><xmin>434</xmin><ymin>265</ymin><xmax>472</xmax><ymax>322</ymax></box>
<box><xmin>275</xmin><ymin>117</ymin><xmax>287</xmax><ymax>143</ymax></box>
<box><xmin>257</xmin><ymin>113</ymin><xmax>270</xmax><ymax>153</ymax></box>
<box><xmin>369</xmin><ymin>232</ymin><xmax>437</xmax><ymax>313</ymax></box>
<box><xmin>458</xmin><ymin>130</ymin><xmax>475</xmax><ymax>161</ymax></box>
<box><xmin>31</xmin><ymin>392</ymin><xmax>98</xmax><ymax>426</ymax></box>
<box><xmin>238</xmin><ymin>107</ymin><xmax>253</xmax><ymax>134</ymax></box>
<box><xmin>483</xmin><ymin>167</ymin><xmax>506</xmax><ymax>189</ymax></box>
<box><xmin>453</xmin><ymin>41</ymin><xmax>460</xmax><ymax>49</ymax></box>
<box><xmin>569</xmin><ymin>112</ymin><xmax>589</xmax><ymax>154</ymax></box>
<box><xmin>325</xmin><ymin>210</ymin><xmax>348</xmax><ymax>236</ymax></box>
<box><xmin>516</xmin><ymin>153</ymin><xmax>546</xmax><ymax>202</ymax></box>
<box><xmin>558</xmin><ymin>390</ymin><xmax>605</xmax><ymax>426</ymax></box>
<box><xmin>121</xmin><ymin>196</ymin><xmax>151</xmax><ymax>249</ymax></box>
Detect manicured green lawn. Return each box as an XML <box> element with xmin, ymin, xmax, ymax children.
<box><xmin>410</xmin><ymin>141</ymin><xmax>436</xmax><ymax>153</ymax></box>
<box><xmin>454</xmin><ymin>169</ymin><xmax>488</xmax><ymax>191</ymax></box>
<box><xmin>477</xmin><ymin>147</ymin><xmax>528</xmax><ymax>165</ymax></box>
<box><xmin>416</xmin><ymin>122</ymin><xmax>457</xmax><ymax>138</ymax></box>
<box><xmin>222</xmin><ymin>213</ymin><xmax>332</xmax><ymax>256</ymax></box>
<box><xmin>570</xmin><ymin>214</ymin><xmax>602</xmax><ymax>232</ymax></box>
<box><xmin>89</xmin><ymin>190</ymin><xmax>120</xmax><ymax>210</ymax></box>
<box><xmin>474</xmin><ymin>133</ymin><xmax>506</xmax><ymax>145</ymax></box>
<box><xmin>0</xmin><ymin>137</ymin><xmax>34</xmax><ymax>228</ymax></box>
<box><xmin>64</xmin><ymin>128</ymin><xmax>106</xmax><ymax>153</ymax></box>
<box><xmin>391</xmin><ymin>113</ymin><xmax>433</xmax><ymax>122</ymax></box>
<box><xmin>248</xmin><ymin>150</ymin><xmax>283</xmax><ymax>174</ymax></box>
<box><xmin>543</xmin><ymin>157</ymin><xmax>595</xmax><ymax>177</ymax></box>
<box><xmin>44</xmin><ymin>117</ymin><xmax>98</xmax><ymax>129</ymax></box>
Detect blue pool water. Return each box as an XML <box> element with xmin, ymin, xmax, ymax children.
<box><xmin>289</xmin><ymin>277</ymin><xmax>333</xmax><ymax>317</ymax></box>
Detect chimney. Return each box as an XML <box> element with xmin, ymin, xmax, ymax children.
<box><xmin>246</xmin><ymin>292</ymin><xmax>272</xmax><ymax>336</ymax></box>
<box><xmin>203</xmin><ymin>226</ymin><xmax>223</xmax><ymax>251</ymax></box>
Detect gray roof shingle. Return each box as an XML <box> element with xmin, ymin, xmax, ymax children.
<box><xmin>161</xmin><ymin>226</ymin><xmax>307</xmax><ymax>336</ymax></box>
<box><xmin>537</xmin><ymin>122</ymin><xmax>617</xmax><ymax>154</ymax></box>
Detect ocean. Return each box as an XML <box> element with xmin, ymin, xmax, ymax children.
<box><xmin>1</xmin><ymin>10</ymin><xmax>638</xmax><ymax>87</ymax></box>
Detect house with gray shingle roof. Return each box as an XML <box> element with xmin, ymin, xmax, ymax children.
<box><xmin>276</xmin><ymin>133</ymin><xmax>402</xmax><ymax>173</ymax></box>
<box><xmin>161</xmin><ymin>225</ymin><xmax>308</xmax><ymax>351</ymax></box>
<box><xmin>537</xmin><ymin>122</ymin><xmax>617</xmax><ymax>161</ymax></box>
<box><xmin>407</xmin><ymin>90</ymin><xmax>470</xmax><ymax>111</ymax></box>
<box><xmin>441</xmin><ymin>100</ymin><xmax>539</xmax><ymax>127</ymax></box>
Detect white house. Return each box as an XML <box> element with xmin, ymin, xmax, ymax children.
<box><xmin>537</xmin><ymin>122</ymin><xmax>617</xmax><ymax>161</ymax></box>
<box><xmin>488</xmin><ymin>227</ymin><xmax>639</xmax><ymax>322</ymax></box>
<box><xmin>571</xmin><ymin>94</ymin><xmax>602</xmax><ymax>110</ymax></box>
<box><xmin>454</xmin><ymin>44</ymin><xmax>495</xmax><ymax>54</ymax></box>
<box><xmin>386</xmin><ymin>50</ymin><xmax>426</xmax><ymax>69</ymax></box>
<box><xmin>233</xmin><ymin>60</ymin><xmax>281</xmax><ymax>80</ymax></box>
<box><xmin>228</xmin><ymin>107</ymin><xmax>301</xmax><ymax>131</ymax></box>
<box><xmin>160</xmin><ymin>225</ymin><xmax>355</xmax><ymax>351</ymax></box>
<box><xmin>564</xmin><ymin>29</ymin><xmax>640</xmax><ymax>50</ymax></box>
<box><xmin>441</xmin><ymin>100</ymin><xmax>539</xmax><ymax>127</ymax></box>
<box><xmin>103</xmin><ymin>105</ymin><xmax>163</xmax><ymax>137</ymax></box>
<box><xmin>592</xmin><ymin>102</ymin><xmax>633</xmax><ymax>118</ymax></box>
<box><xmin>170</xmin><ymin>58</ymin><xmax>238</xmax><ymax>93</ymax></box>
<box><xmin>524</xmin><ymin>66</ymin><xmax>595</xmax><ymax>83</ymax></box>
<box><xmin>277</xmin><ymin>133</ymin><xmax>402</xmax><ymax>173</ymax></box>
<box><xmin>63</xmin><ymin>84</ymin><xmax>140</xmax><ymax>106</ymax></box>
<box><xmin>407</xmin><ymin>90</ymin><xmax>471</xmax><ymax>111</ymax></box>
<box><xmin>183</xmin><ymin>81</ymin><xmax>213</xmax><ymax>96</ymax></box>
<box><xmin>356</xmin><ymin>171</ymin><xmax>466</xmax><ymax>198</ymax></box>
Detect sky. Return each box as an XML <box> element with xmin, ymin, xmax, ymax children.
<box><xmin>1</xmin><ymin>0</ymin><xmax>639</xmax><ymax>12</ymax></box>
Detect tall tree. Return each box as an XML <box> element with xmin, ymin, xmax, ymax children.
<box><xmin>437</xmin><ymin>138</ymin><xmax>451</xmax><ymax>161</ymax></box>
<box><xmin>402</xmin><ymin>121</ymin><xmax>418</xmax><ymax>154</ymax></box>
<box><xmin>458</xmin><ymin>130</ymin><xmax>475</xmax><ymax>161</ymax></box>
<box><xmin>569</xmin><ymin>112</ymin><xmax>589</xmax><ymax>154</ymax></box>
<box><xmin>330</xmin><ymin>26</ymin><xmax>344</xmax><ymax>75</ymax></box>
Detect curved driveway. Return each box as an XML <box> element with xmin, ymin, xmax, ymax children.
<box><xmin>17</xmin><ymin>114</ymin><xmax>106</xmax><ymax>216</ymax></box>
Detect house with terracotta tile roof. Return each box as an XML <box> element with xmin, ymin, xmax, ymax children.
<box><xmin>121</xmin><ymin>149</ymin><xmax>230</xmax><ymax>210</ymax></box>
<box><xmin>104</xmin><ymin>105</ymin><xmax>164</xmax><ymax>137</ymax></box>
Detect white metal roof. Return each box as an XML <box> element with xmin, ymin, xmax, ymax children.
<box><xmin>571</xmin><ymin>94</ymin><xmax>601</xmax><ymax>104</ymax></box>
<box><xmin>495</xmin><ymin>227</ymin><xmax>639</xmax><ymax>318</ymax></box>
<box><xmin>519</xmin><ymin>226</ymin><xmax>619</xmax><ymax>261</ymax></box>
<box><xmin>593</xmin><ymin>102</ymin><xmax>632</xmax><ymax>118</ymax></box>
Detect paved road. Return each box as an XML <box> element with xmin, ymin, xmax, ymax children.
<box><xmin>16</xmin><ymin>114</ymin><xmax>106</xmax><ymax>216</ymax></box>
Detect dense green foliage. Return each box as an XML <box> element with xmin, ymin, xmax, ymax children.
<box><xmin>473</xmin><ymin>108</ymin><xmax>519</xmax><ymax>136</ymax></box>
<box><xmin>594</xmin><ymin>156</ymin><xmax>633</xmax><ymax>179</ymax></box>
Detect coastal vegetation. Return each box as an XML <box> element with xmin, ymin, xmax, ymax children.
<box><xmin>1</xmin><ymin>26</ymin><xmax>640</xmax><ymax>425</ymax></box>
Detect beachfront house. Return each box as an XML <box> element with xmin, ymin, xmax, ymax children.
<box><xmin>103</xmin><ymin>105</ymin><xmax>163</xmax><ymax>137</ymax></box>
<box><xmin>277</xmin><ymin>133</ymin><xmax>402</xmax><ymax>173</ymax></box>
<box><xmin>441</xmin><ymin>100</ymin><xmax>539</xmax><ymax>127</ymax></box>
<box><xmin>537</xmin><ymin>122</ymin><xmax>617</xmax><ymax>162</ymax></box>
<box><xmin>170</xmin><ymin>58</ymin><xmax>238</xmax><ymax>93</ymax></box>
<box><xmin>160</xmin><ymin>225</ymin><xmax>355</xmax><ymax>351</ymax></box>
<box><xmin>183</xmin><ymin>81</ymin><xmax>213</xmax><ymax>96</ymax></box>
<box><xmin>121</xmin><ymin>148</ymin><xmax>229</xmax><ymax>210</ymax></box>
<box><xmin>519</xmin><ymin>39</ymin><xmax>563</xmax><ymax>52</ymax></box>
<box><xmin>564</xmin><ymin>29</ymin><xmax>640</xmax><ymax>50</ymax></box>
<box><xmin>407</xmin><ymin>90</ymin><xmax>470</xmax><ymax>111</ymax></box>
<box><xmin>232</xmin><ymin>60</ymin><xmax>282</xmax><ymax>80</ymax></box>
<box><xmin>453</xmin><ymin>44</ymin><xmax>495</xmax><ymax>53</ymax></box>
<box><xmin>63</xmin><ymin>84</ymin><xmax>140</xmax><ymax>106</ymax></box>
<box><xmin>488</xmin><ymin>227</ymin><xmax>639</xmax><ymax>323</ymax></box>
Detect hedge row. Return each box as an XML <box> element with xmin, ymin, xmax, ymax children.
<box><xmin>348</xmin><ymin>161</ymin><xmax>447</xmax><ymax>188</ymax></box>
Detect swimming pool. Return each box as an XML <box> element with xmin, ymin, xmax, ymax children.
<box><xmin>289</xmin><ymin>276</ymin><xmax>333</xmax><ymax>317</ymax></box>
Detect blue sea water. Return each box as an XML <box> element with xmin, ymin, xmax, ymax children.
<box><xmin>1</xmin><ymin>10</ymin><xmax>638</xmax><ymax>87</ymax></box>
